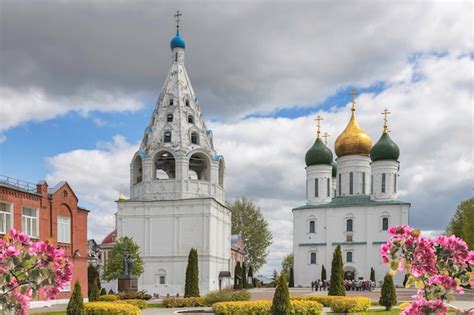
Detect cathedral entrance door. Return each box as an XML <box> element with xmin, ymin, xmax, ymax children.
<box><xmin>344</xmin><ymin>270</ymin><xmax>354</xmax><ymax>280</ymax></box>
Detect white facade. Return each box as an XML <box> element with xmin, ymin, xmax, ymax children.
<box><xmin>116</xmin><ymin>29</ymin><xmax>231</xmax><ymax>296</ymax></box>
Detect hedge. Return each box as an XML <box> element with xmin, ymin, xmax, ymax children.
<box><xmin>290</xmin><ymin>296</ymin><xmax>345</xmax><ymax>307</ymax></box>
<box><xmin>203</xmin><ymin>289</ymin><xmax>251</xmax><ymax>306</ymax></box>
<box><xmin>117</xmin><ymin>290</ymin><xmax>152</xmax><ymax>300</ymax></box>
<box><xmin>329</xmin><ymin>297</ymin><xmax>371</xmax><ymax>313</ymax></box>
<box><xmin>212</xmin><ymin>300</ymin><xmax>323</xmax><ymax>315</ymax></box>
<box><xmin>162</xmin><ymin>297</ymin><xmax>205</xmax><ymax>308</ymax></box>
<box><xmin>291</xmin><ymin>296</ymin><xmax>370</xmax><ymax>311</ymax></box>
<box><xmin>97</xmin><ymin>294</ymin><xmax>118</xmax><ymax>302</ymax></box>
<box><xmin>115</xmin><ymin>299</ymin><xmax>148</xmax><ymax>309</ymax></box>
<box><xmin>84</xmin><ymin>302</ymin><xmax>140</xmax><ymax>315</ymax></box>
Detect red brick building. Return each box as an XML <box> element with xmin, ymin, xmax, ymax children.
<box><xmin>0</xmin><ymin>175</ymin><xmax>89</xmax><ymax>300</ymax></box>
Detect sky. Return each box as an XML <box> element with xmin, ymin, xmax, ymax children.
<box><xmin>0</xmin><ymin>0</ymin><xmax>472</xmax><ymax>276</ymax></box>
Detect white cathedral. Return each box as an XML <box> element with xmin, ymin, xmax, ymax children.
<box><xmin>116</xmin><ymin>19</ymin><xmax>231</xmax><ymax>296</ymax></box>
<box><xmin>293</xmin><ymin>96</ymin><xmax>410</xmax><ymax>287</ymax></box>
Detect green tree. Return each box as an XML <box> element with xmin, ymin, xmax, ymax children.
<box><xmin>248</xmin><ymin>266</ymin><xmax>254</xmax><ymax>288</ymax></box>
<box><xmin>67</xmin><ymin>281</ymin><xmax>84</xmax><ymax>315</ymax></box>
<box><xmin>184</xmin><ymin>248</ymin><xmax>200</xmax><ymax>297</ymax></box>
<box><xmin>370</xmin><ymin>267</ymin><xmax>376</xmax><ymax>283</ymax></box>
<box><xmin>328</xmin><ymin>245</ymin><xmax>345</xmax><ymax>296</ymax></box>
<box><xmin>446</xmin><ymin>198</ymin><xmax>474</xmax><ymax>249</ymax></box>
<box><xmin>241</xmin><ymin>262</ymin><xmax>248</xmax><ymax>288</ymax></box>
<box><xmin>271</xmin><ymin>273</ymin><xmax>291</xmax><ymax>315</ymax></box>
<box><xmin>229</xmin><ymin>198</ymin><xmax>273</xmax><ymax>271</ymax></box>
<box><xmin>89</xmin><ymin>278</ymin><xmax>100</xmax><ymax>302</ymax></box>
<box><xmin>87</xmin><ymin>265</ymin><xmax>100</xmax><ymax>296</ymax></box>
<box><xmin>288</xmin><ymin>268</ymin><xmax>294</xmax><ymax>288</ymax></box>
<box><xmin>379</xmin><ymin>274</ymin><xmax>397</xmax><ymax>310</ymax></box>
<box><xmin>321</xmin><ymin>265</ymin><xmax>327</xmax><ymax>282</ymax></box>
<box><xmin>281</xmin><ymin>253</ymin><xmax>294</xmax><ymax>276</ymax></box>
<box><xmin>102</xmin><ymin>236</ymin><xmax>144</xmax><ymax>281</ymax></box>
<box><xmin>272</xmin><ymin>269</ymin><xmax>278</xmax><ymax>282</ymax></box>
<box><xmin>234</xmin><ymin>262</ymin><xmax>242</xmax><ymax>290</ymax></box>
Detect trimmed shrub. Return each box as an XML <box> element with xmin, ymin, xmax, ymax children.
<box><xmin>328</xmin><ymin>245</ymin><xmax>345</xmax><ymax>296</ymax></box>
<box><xmin>87</xmin><ymin>265</ymin><xmax>100</xmax><ymax>296</ymax></box>
<box><xmin>241</xmin><ymin>262</ymin><xmax>248</xmax><ymax>289</ymax></box>
<box><xmin>288</xmin><ymin>268</ymin><xmax>294</xmax><ymax>288</ymax></box>
<box><xmin>99</xmin><ymin>288</ymin><xmax>106</xmax><ymax>296</ymax></box>
<box><xmin>212</xmin><ymin>300</ymin><xmax>323</xmax><ymax>315</ymax></box>
<box><xmin>89</xmin><ymin>278</ymin><xmax>100</xmax><ymax>302</ymax></box>
<box><xmin>84</xmin><ymin>302</ymin><xmax>140</xmax><ymax>315</ymax></box>
<box><xmin>162</xmin><ymin>297</ymin><xmax>205</xmax><ymax>308</ymax></box>
<box><xmin>290</xmin><ymin>295</ymin><xmax>370</xmax><ymax>310</ymax></box>
<box><xmin>234</xmin><ymin>262</ymin><xmax>242</xmax><ymax>290</ymax></box>
<box><xmin>184</xmin><ymin>248</ymin><xmax>200</xmax><ymax>297</ymax></box>
<box><xmin>67</xmin><ymin>281</ymin><xmax>84</xmax><ymax>315</ymax></box>
<box><xmin>329</xmin><ymin>297</ymin><xmax>371</xmax><ymax>313</ymax></box>
<box><xmin>248</xmin><ymin>266</ymin><xmax>254</xmax><ymax>288</ymax></box>
<box><xmin>271</xmin><ymin>273</ymin><xmax>291</xmax><ymax>315</ymax></box>
<box><xmin>203</xmin><ymin>289</ymin><xmax>250</xmax><ymax>306</ymax></box>
<box><xmin>97</xmin><ymin>294</ymin><xmax>118</xmax><ymax>302</ymax></box>
<box><xmin>117</xmin><ymin>290</ymin><xmax>152</xmax><ymax>300</ymax></box>
<box><xmin>115</xmin><ymin>299</ymin><xmax>148</xmax><ymax>309</ymax></box>
<box><xmin>321</xmin><ymin>265</ymin><xmax>326</xmax><ymax>282</ymax></box>
<box><xmin>370</xmin><ymin>267</ymin><xmax>376</xmax><ymax>283</ymax></box>
<box><xmin>379</xmin><ymin>273</ymin><xmax>397</xmax><ymax>310</ymax></box>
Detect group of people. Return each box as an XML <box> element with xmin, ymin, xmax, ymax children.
<box><xmin>344</xmin><ymin>279</ymin><xmax>374</xmax><ymax>291</ymax></box>
<box><xmin>310</xmin><ymin>280</ymin><xmax>329</xmax><ymax>291</ymax></box>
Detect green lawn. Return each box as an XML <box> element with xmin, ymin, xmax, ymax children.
<box><xmin>35</xmin><ymin>312</ymin><xmax>66</xmax><ymax>315</ymax></box>
<box><xmin>148</xmin><ymin>302</ymin><xmax>165</xmax><ymax>308</ymax></box>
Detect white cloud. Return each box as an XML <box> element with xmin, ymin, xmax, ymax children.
<box><xmin>0</xmin><ymin>134</ymin><xmax>6</xmax><ymax>143</ymax></box>
<box><xmin>45</xmin><ymin>53</ymin><xmax>472</xmax><ymax>276</ymax></box>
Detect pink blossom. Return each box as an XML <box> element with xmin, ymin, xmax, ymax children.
<box><xmin>402</xmin><ymin>299</ymin><xmax>448</xmax><ymax>315</ymax></box>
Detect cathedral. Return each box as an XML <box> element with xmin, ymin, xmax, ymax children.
<box><xmin>292</xmin><ymin>93</ymin><xmax>410</xmax><ymax>287</ymax></box>
<box><xmin>115</xmin><ymin>16</ymin><xmax>231</xmax><ymax>296</ymax></box>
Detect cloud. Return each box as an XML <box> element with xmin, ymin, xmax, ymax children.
<box><xmin>0</xmin><ymin>135</ymin><xmax>6</xmax><ymax>143</ymax></box>
<box><xmin>1</xmin><ymin>1</ymin><xmax>471</xmax><ymax>129</ymax></box>
<box><xmin>45</xmin><ymin>53</ymin><xmax>472</xmax><ymax>275</ymax></box>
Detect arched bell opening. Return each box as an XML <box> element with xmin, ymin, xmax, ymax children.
<box><xmin>188</xmin><ymin>153</ymin><xmax>210</xmax><ymax>181</ymax></box>
<box><xmin>133</xmin><ymin>155</ymin><xmax>143</xmax><ymax>184</ymax></box>
<box><xmin>154</xmin><ymin>151</ymin><xmax>176</xmax><ymax>179</ymax></box>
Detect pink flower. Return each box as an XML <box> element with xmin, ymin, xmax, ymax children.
<box><xmin>6</xmin><ymin>246</ymin><xmax>20</xmax><ymax>257</ymax></box>
<box><xmin>402</xmin><ymin>299</ymin><xmax>448</xmax><ymax>315</ymax></box>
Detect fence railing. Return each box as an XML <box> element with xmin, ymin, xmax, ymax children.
<box><xmin>0</xmin><ymin>175</ymin><xmax>37</xmax><ymax>192</ymax></box>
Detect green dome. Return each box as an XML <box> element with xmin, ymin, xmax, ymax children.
<box><xmin>370</xmin><ymin>132</ymin><xmax>400</xmax><ymax>161</ymax></box>
<box><xmin>332</xmin><ymin>162</ymin><xmax>337</xmax><ymax>177</ymax></box>
<box><xmin>305</xmin><ymin>138</ymin><xmax>333</xmax><ymax>166</ymax></box>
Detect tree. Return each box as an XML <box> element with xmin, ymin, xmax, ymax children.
<box><xmin>229</xmin><ymin>198</ymin><xmax>273</xmax><ymax>271</ymax></box>
<box><xmin>0</xmin><ymin>229</ymin><xmax>72</xmax><ymax>314</ymax></box>
<box><xmin>241</xmin><ymin>262</ymin><xmax>248</xmax><ymax>288</ymax></box>
<box><xmin>379</xmin><ymin>274</ymin><xmax>397</xmax><ymax>310</ymax></box>
<box><xmin>281</xmin><ymin>253</ymin><xmax>294</xmax><ymax>277</ymax></box>
<box><xmin>272</xmin><ymin>269</ymin><xmax>278</xmax><ymax>282</ymax></box>
<box><xmin>370</xmin><ymin>267</ymin><xmax>376</xmax><ymax>283</ymax></box>
<box><xmin>248</xmin><ymin>266</ymin><xmax>254</xmax><ymax>288</ymax></box>
<box><xmin>88</xmin><ymin>265</ymin><xmax>100</xmax><ymax>296</ymax></box>
<box><xmin>446</xmin><ymin>198</ymin><xmax>473</xmax><ymax>249</ymax></box>
<box><xmin>102</xmin><ymin>236</ymin><xmax>144</xmax><ymax>281</ymax></box>
<box><xmin>184</xmin><ymin>248</ymin><xmax>200</xmax><ymax>297</ymax></box>
<box><xmin>234</xmin><ymin>262</ymin><xmax>242</xmax><ymax>290</ymax></box>
<box><xmin>288</xmin><ymin>268</ymin><xmax>294</xmax><ymax>288</ymax></box>
<box><xmin>89</xmin><ymin>278</ymin><xmax>100</xmax><ymax>302</ymax></box>
<box><xmin>321</xmin><ymin>265</ymin><xmax>327</xmax><ymax>282</ymax></box>
<box><xmin>328</xmin><ymin>245</ymin><xmax>345</xmax><ymax>296</ymax></box>
<box><xmin>271</xmin><ymin>273</ymin><xmax>291</xmax><ymax>315</ymax></box>
<box><xmin>67</xmin><ymin>281</ymin><xmax>84</xmax><ymax>315</ymax></box>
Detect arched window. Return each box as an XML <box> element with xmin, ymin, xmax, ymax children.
<box><xmin>309</xmin><ymin>220</ymin><xmax>315</xmax><ymax>233</ymax></box>
<box><xmin>63</xmin><ymin>190</ymin><xmax>68</xmax><ymax>198</ymax></box>
<box><xmin>169</xmin><ymin>99</ymin><xmax>174</xmax><ymax>106</ymax></box>
<box><xmin>189</xmin><ymin>153</ymin><xmax>210</xmax><ymax>181</ymax></box>
<box><xmin>371</xmin><ymin>175</ymin><xmax>374</xmax><ymax>194</ymax></box>
<box><xmin>133</xmin><ymin>155</ymin><xmax>143</xmax><ymax>184</ymax></box>
<box><xmin>338</xmin><ymin>174</ymin><xmax>342</xmax><ymax>196</ymax></box>
<box><xmin>327</xmin><ymin>178</ymin><xmax>330</xmax><ymax>197</ymax></box>
<box><xmin>314</xmin><ymin>178</ymin><xmax>319</xmax><ymax>197</ymax></box>
<box><xmin>154</xmin><ymin>151</ymin><xmax>175</xmax><ymax>179</ymax></box>
<box><xmin>346</xmin><ymin>219</ymin><xmax>353</xmax><ymax>232</ymax></box>
<box><xmin>167</xmin><ymin>114</ymin><xmax>173</xmax><ymax>122</ymax></box>
<box><xmin>175</xmin><ymin>52</ymin><xmax>178</xmax><ymax>62</ymax></box>
<box><xmin>164</xmin><ymin>131</ymin><xmax>172</xmax><ymax>143</ymax></box>
<box><xmin>218</xmin><ymin>159</ymin><xmax>224</xmax><ymax>187</ymax></box>
<box><xmin>188</xmin><ymin>115</ymin><xmax>194</xmax><ymax>124</ymax></box>
<box><xmin>394</xmin><ymin>175</ymin><xmax>397</xmax><ymax>193</ymax></box>
<box><xmin>310</xmin><ymin>252</ymin><xmax>316</xmax><ymax>264</ymax></box>
<box><xmin>185</xmin><ymin>100</ymin><xmax>190</xmax><ymax>107</ymax></box>
<box><xmin>362</xmin><ymin>172</ymin><xmax>366</xmax><ymax>194</ymax></box>
<box><xmin>382</xmin><ymin>173</ymin><xmax>386</xmax><ymax>193</ymax></box>
<box><xmin>346</xmin><ymin>251</ymin><xmax>353</xmax><ymax>263</ymax></box>
<box><xmin>156</xmin><ymin>269</ymin><xmax>167</xmax><ymax>285</ymax></box>
<box><xmin>191</xmin><ymin>132</ymin><xmax>199</xmax><ymax>144</ymax></box>
<box><xmin>382</xmin><ymin>217</ymin><xmax>389</xmax><ymax>231</ymax></box>
<box><xmin>349</xmin><ymin>172</ymin><xmax>354</xmax><ymax>195</ymax></box>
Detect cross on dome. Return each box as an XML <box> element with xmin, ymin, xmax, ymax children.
<box><xmin>350</xmin><ymin>87</ymin><xmax>358</xmax><ymax>111</ymax></box>
<box><xmin>174</xmin><ymin>10</ymin><xmax>182</xmax><ymax>30</ymax></box>
<box><xmin>315</xmin><ymin>115</ymin><xmax>323</xmax><ymax>139</ymax></box>
<box><xmin>322</xmin><ymin>132</ymin><xmax>330</xmax><ymax>145</ymax></box>
<box><xmin>381</xmin><ymin>108</ymin><xmax>391</xmax><ymax>133</ymax></box>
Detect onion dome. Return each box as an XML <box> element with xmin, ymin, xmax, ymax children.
<box><xmin>334</xmin><ymin>99</ymin><xmax>372</xmax><ymax>157</ymax></box>
<box><xmin>332</xmin><ymin>161</ymin><xmax>337</xmax><ymax>177</ymax></box>
<box><xmin>370</xmin><ymin>132</ymin><xmax>400</xmax><ymax>161</ymax></box>
<box><xmin>170</xmin><ymin>30</ymin><xmax>185</xmax><ymax>49</ymax></box>
<box><xmin>305</xmin><ymin>138</ymin><xmax>333</xmax><ymax>166</ymax></box>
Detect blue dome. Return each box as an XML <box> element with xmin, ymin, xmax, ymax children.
<box><xmin>170</xmin><ymin>30</ymin><xmax>185</xmax><ymax>49</ymax></box>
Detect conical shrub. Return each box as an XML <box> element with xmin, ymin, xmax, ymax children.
<box><xmin>234</xmin><ymin>262</ymin><xmax>242</xmax><ymax>290</ymax></box>
<box><xmin>288</xmin><ymin>268</ymin><xmax>294</xmax><ymax>288</ymax></box>
<box><xmin>271</xmin><ymin>273</ymin><xmax>291</xmax><ymax>315</ymax></box>
<box><xmin>328</xmin><ymin>245</ymin><xmax>345</xmax><ymax>296</ymax></box>
<box><xmin>379</xmin><ymin>273</ymin><xmax>397</xmax><ymax>310</ymax></box>
<box><xmin>241</xmin><ymin>262</ymin><xmax>248</xmax><ymax>288</ymax></box>
<box><xmin>89</xmin><ymin>278</ymin><xmax>100</xmax><ymax>302</ymax></box>
<box><xmin>184</xmin><ymin>248</ymin><xmax>200</xmax><ymax>297</ymax></box>
<box><xmin>321</xmin><ymin>265</ymin><xmax>326</xmax><ymax>282</ymax></box>
<box><xmin>67</xmin><ymin>281</ymin><xmax>84</xmax><ymax>315</ymax></box>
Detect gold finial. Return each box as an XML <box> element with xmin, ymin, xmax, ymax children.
<box><xmin>381</xmin><ymin>108</ymin><xmax>391</xmax><ymax>133</ymax></box>
<box><xmin>350</xmin><ymin>88</ymin><xmax>358</xmax><ymax>111</ymax></box>
<box><xmin>315</xmin><ymin>115</ymin><xmax>323</xmax><ymax>139</ymax></box>
<box><xmin>322</xmin><ymin>132</ymin><xmax>330</xmax><ymax>145</ymax></box>
<box><xmin>174</xmin><ymin>10</ymin><xmax>182</xmax><ymax>30</ymax></box>
<box><xmin>118</xmin><ymin>184</ymin><xmax>126</xmax><ymax>201</ymax></box>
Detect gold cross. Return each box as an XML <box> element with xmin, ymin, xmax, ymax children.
<box><xmin>174</xmin><ymin>10</ymin><xmax>182</xmax><ymax>29</ymax></box>
<box><xmin>322</xmin><ymin>132</ymin><xmax>330</xmax><ymax>145</ymax></box>
<box><xmin>315</xmin><ymin>115</ymin><xmax>323</xmax><ymax>139</ymax></box>
<box><xmin>350</xmin><ymin>87</ymin><xmax>358</xmax><ymax>111</ymax></box>
<box><xmin>381</xmin><ymin>108</ymin><xmax>391</xmax><ymax>132</ymax></box>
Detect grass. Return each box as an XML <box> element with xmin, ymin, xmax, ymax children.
<box><xmin>148</xmin><ymin>302</ymin><xmax>166</xmax><ymax>308</ymax></box>
<box><xmin>34</xmin><ymin>312</ymin><xmax>67</xmax><ymax>315</ymax></box>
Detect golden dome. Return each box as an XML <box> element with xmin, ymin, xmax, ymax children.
<box><xmin>334</xmin><ymin>107</ymin><xmax>372</xmax><ymax>157</ymax></box>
